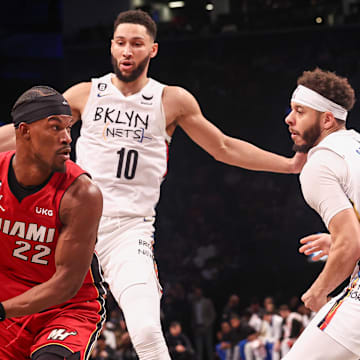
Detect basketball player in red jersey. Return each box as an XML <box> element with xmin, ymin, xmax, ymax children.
<box><xmin>0</xmin><ymin>86</ymin><xmax>106</xmax><ymax>360</ymax></box>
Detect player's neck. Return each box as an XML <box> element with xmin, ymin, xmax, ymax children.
<box><xmin>317</xmin><ymin>124</ymin><xmax>347</xmax><ymax>145</ymax></box>
<box><xmin>12</xmin><ymin>153</ymin><xmax>52</xmax><ymax>187</ymax></box>
<box><xmin>112</xmin><ymin>75</ymin><xmax>149</xmax><ymax>97</ymax></box>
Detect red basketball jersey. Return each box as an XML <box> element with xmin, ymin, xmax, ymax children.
<box><xmin>0</xmin><ymin>151</ymin><xmax>105</xmax><ymax>305</ymax></box>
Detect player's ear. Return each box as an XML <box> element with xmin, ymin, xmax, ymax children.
<box><xmin>322</xmin><ymin>111</ymin><xmax>336</xmax><ymax>130</ymax></box>
<box><xmin>110</xmin><ymin>39</ymin><xmax>117</xmax><ymax>56</ymax></box>
<box><xmin>150</xmin><ymin>42</ymin><xmax>158</xmax><ymax>58</ymax></box>
<box><xmin>18</xmin><ymin>123</ymin><xmax>30</xmax><ymax>139</ymax></box>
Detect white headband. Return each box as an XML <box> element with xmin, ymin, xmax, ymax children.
<box><xmin>291</xmin><ymin>85</ymin><xmax>347</xmax><ymax>121</ymax></box>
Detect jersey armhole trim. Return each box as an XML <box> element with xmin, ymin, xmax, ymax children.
<box><xmin>159</xmin><ymin>85</ymin><xmax>171</xmax><ymax>144</ymax></box>
<box><xmin>82</xmin><ymin>77</ymin><xmax>102</xmax><ymax>121</ymax></box>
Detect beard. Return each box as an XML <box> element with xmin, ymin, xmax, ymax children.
<box><xmin>292</xmin><ymin>119</ymin><xmax>321</xmax><ymax>153</ymax></box>
<box><xmin>112</xmin><ymin>54</ymin><xmax>150</xmax><ymax>83</ymax></box>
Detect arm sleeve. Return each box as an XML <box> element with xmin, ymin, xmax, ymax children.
<box><xmin>300</xmin><ymin>149</ymin><xmax>352</xmax><ymax>228</ymax></box>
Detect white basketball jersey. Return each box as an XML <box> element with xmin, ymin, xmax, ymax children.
<box><xmin>301</xmin><ymin>130</ymin><xmax>360</xmax><ymax>356</ymax></box>
<box><xmin>305</xmin><ymin>129</ymin><xmax>360</xmax><ymax>280</ymax></box>
<box><xmin>307</xmin><ymin>129</ymin><xmax>360</xmax><ymax>218</ymax></box>
<box><xmin>76</xmin><ymin>73</ymin><xmax>171</xmax><ymax>217</ymax></box>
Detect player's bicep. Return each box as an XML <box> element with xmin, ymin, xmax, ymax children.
<box><xmin>175</xmin><ymin>88</ymin><xmax>226</xmax><ymax>155</ymax></box>
<box><xmin>327</xmin><ymin>208</ymin><xmax>360</xmax><ymax>264</ymax></box>
<box><xmin>0</xmin><ymin>124</ymin><xmax>16</xmax><ymax>152</ymax></box>
<box><xmin>328</xmin><ymin>208</ymin><xmax>360</xmax><ymax>239</ymax></box>
<box><xmin>63</xmin><ymin>82</ymin><xmax>91</xmax><ymax>124</ymax></box>
<box><xmin>55</xmin><ymin>175</ymin><xmax>103</xmax><ymax>285</ymax></box>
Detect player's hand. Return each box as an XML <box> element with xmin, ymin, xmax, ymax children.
<box><xmin>290</xmin><ymin>152</ymin><xmax>307</xmax><ymax>174</ymax></box>
<box><xmin>176</xmin><ymin>344</ymin><xmax>186</xmax><ymax>352</ymax></box>
<box><xmin>301</xmin><ymin>287</ymin><xmax>327</xmax><ymax>312</ymax></box>
<box><xmin>299</xmin><ymin>233</ymin><xmax>331</xmax><ymax>261</ymax></box>
<box><xmin>220</xmin><ymin>342</ymin><xmax>231</xmax><ymax>349</ymax></box>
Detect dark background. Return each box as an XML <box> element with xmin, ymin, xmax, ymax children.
<box><xmin>1</xmin><ymin>0</ymin><xmax>360</xmax><ymax>311</ymax></box>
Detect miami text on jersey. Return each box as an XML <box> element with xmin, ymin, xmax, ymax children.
<box><xmin>0</xmin><ymin>218</ymin><xmax>55</xmax><ymax>243</ymax></box>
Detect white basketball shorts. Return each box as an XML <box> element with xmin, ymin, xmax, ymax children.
<box><xmin>95</xmin><ymin>216</ymin><xmax>162</xmax><ymax>302</ymax></box>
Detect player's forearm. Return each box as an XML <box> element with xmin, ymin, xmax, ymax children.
<box><xmin>0</xmin><ymin>124</ymin><xmax>16</xmax><ymax>152</ymax></box>
<box><xmin>309</xmin><ymin>234</ymin><xmax>360</xmax><ymax>296</ymax></box>
<box><xmin>1</xmin><ymin>271</ymin><xmax>83</xmax><ymax>319</ymax></box>
<box><xmin>215</xmin><ymin>137</ymin><xmax>295</xmax><ymax>174</ymax></box>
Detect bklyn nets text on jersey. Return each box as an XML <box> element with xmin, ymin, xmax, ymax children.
<box><xmin>94</xmin><ymin>106</ymin><xmax>152</xmax><ymax>142</ymax></box>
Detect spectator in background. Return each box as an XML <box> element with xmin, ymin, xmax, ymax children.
<box><xmin>215</xmin><ymin>321</ymin><xmax>233</xmax><ymax>360</ymax></box>
<box><xmin>245</xmin><ymin>297</ymin><xmax>265</xmax><ymax>333</ymax></box>
<box><xmin>221</xmin><ymin>294</ymin><xmax>242</xmax><ymax>322</ymax></box>
<box><xmin>102</xmin><ymin>321</ymin><xmax>117</xmax><ymax>351</ymax></box>
<box><xmin>216</xmin><ymin>320</ymin><xmax>232</xmax><ymax>344</ymax></box>
<box><xmin>228</xmin><ymin>313</ymin><xmax>255</xmax><ymax>347</ymax></box>
<box><xmin>190</xmin><ymin>286</ymin><xmax>216</xmax><ymax>360</ymax></box>
<box><xmin>287</xmin><ymin>296</ymin><xmax>300</xmax><ymax>313</ymax></box>
<box><xmin>91</xmin><ymin>334</ymin><xmax>116</xmax><ymax>360</ymax></box>
<box><xmin>165</xmin><ymin>321</ymin><xmax>195</xmax><ymax>360</ymax></box>
<box><xmin>276</xmin><ymin>304</ymin><xmax>303</xmax><ymax>357</ymax></box>
<box><xmin>115</xmin><ymin>331</ymin><xmax>138</xmax><ymax>360</ymax></box>
<box><xmin>243</xmin><ymin>328</ymin><xmax>268</xmax><ymax>360</ymax></box>
<box><xmin>162</xmin><ymin>282</ymin><xmax>192</xmax><ymax>336</ymax></box>
<box><xmin>263</xmin><ymin>296</ymin><xmax>276</xmax><ymax>313</ymax></box>
<box><xmin>296</xmin><ymin>303</ymin><xmax>314</xmax><ymax>328</ymax></box>
<box><xmin>260</xmin><ymin>311</ymin><xmax>283</xmax><ymax>360</ymax></box>
<box><xmin>227</xmin><ymin>313</ymin><xmax>259</xmax><ymax>360</ymax></box>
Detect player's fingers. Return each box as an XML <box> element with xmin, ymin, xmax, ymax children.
<box><xmin>310</xmin><ymin>238</ymin><xmax>330</xmax><ymax>252</ymax></box>
<box><xmin>299</xmin><ymin>244</ymin><xmax>317</xmax><ymax>254</ymax></box>
<box><xmin>299</xmin><ymin>233</ymin><xmax>323</xmax><ymax>244</ymax></box>
<box><xmin>311</xmin><ymin>252</ymin><xmax>324</xmax><ymax>261</ymax></box>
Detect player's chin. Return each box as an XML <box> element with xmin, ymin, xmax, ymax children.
<box><xmin>292</xmin><ymin>143</ymin><xmax>311</xmax><ymax>153</ymax></box>
<box><xmin>52</xmin><ymin>161</ymin><xmax>67</xmax><ymax>173</ymax></box>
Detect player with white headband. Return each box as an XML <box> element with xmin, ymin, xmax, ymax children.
<box><xmin>291</xmin><ymin>84</ymin><xmax>348</xmax><ymax>121</ymax></box>
<box><xmin>282</xmin><ymin>68</ymin><xmax>360</xmax><ymax>359</ymax></box>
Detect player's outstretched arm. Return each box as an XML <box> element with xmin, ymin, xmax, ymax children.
<box><xmin>301</xmin><ymin>209</ymin><xmax>360</xmax><ymax>312</ymax></box>
<box><xmin>0</xmin><ymin>124</ymin><xmax>16</xmax><ymax>152</ymax></box>
<box><xmin>1</xmin><ymin>175</ymin><xmax>103</xmax><ymax>319</ymax></box>
<box><xmin>299</xmin><ymin>233</ymin><xmax>331</xmax><ymax>261</ymax></box>
<box><xmin>168</xmin><ymin>86</ymin><xmax>306</xmax><ymax>174</ymax></box>
<box><xmin>63</xmin><ymin>82</ymin><xmax>92</xmax><ymax>125</ymax></box>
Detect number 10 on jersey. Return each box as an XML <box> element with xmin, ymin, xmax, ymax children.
<box><xmin>116</xmin><ymin>148</ymin><xmax>138</xmax><ymax>180</ymax></box>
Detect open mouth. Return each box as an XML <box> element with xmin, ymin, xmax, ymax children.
<box><xmin>57</xmin><ymin>148</ymin><xmax>71</xmax><ymax>160</ymax></box>
<box><xmin>120</xmin><ymin>60</ymin><xmax>133</xmax><ymax>70</ymax></box>
<box><xmin>289</xmin><ymin>128</ymin><xmax>299</xmax><ymax>137</ymax></box>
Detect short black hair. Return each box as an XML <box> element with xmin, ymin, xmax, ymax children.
<box><xmin>11</xmin><ymin>86</ymin><xmax>71</xmax><ymax>128</ymax></box>
<box><xmin>113</xmin><ymin>10</ymin><xmax>157</xmax><ymax>40</ymax></box>
<box><xmin>12</xmin><ymin>86</ymin><xmax>59</xmax><ymax>113</ymax></box>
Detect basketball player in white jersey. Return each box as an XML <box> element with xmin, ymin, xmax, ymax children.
<box><xmin>0</xmin><ymin>10</ymin><xmax>307</xmax><ymax>360</ymax></box>
<box><xmin>282</xmin><ymin>68</ymin><xmax>360</xmax><ymax>359</ymax></box>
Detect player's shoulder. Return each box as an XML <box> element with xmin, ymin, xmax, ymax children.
<box><xmin>301</xmin><ymin>147</ymin><xmax>346</xmax><ymax>188</ymax></box>
<box><xmin>0</xmin><ymin>150</ymin><xmax>13</xmax><ymax>161</ymax></box>
<box><xmin>69</xmin><ymin>174</ymin><xmax>102</xmax><ymax>202</ymax></box>
<box><xmin>64</xmin><ymin>81</ymin><xmax>92</xmax><ymax>98</ymax></box>
<box><xmin>62</xmin><ymin>162</ymin><xmax>102</xmax><ymax>207</ymax></box>
<box><xmin>163</xmin><ymin>85</ymin><xmax>192</xmax><ymax>97</ymax></box>
<box><xmin>163</xmin><ymin>85</ymin><xmax>197</xmax><ymax>107</ymax></box>
<box><xmin>60</xmin><ymin>173</ymin><xmax>102</xmax><ymax>224</ymax></box>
